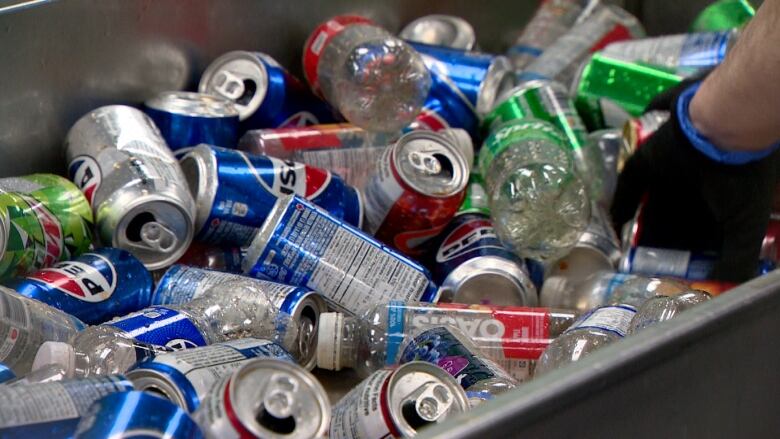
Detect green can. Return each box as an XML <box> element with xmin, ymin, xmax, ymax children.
<box><xmin>457</xmin><ymin>172</ymin><xmax>491</xmax><ymax>216</ymax></box>
<box><xmin>0</xmin><ymin>174</ymin><xmax>93</xmax><ymax>280</ymax></box>
<box><xmin>691</xmin><ymin>0</ymin><xmax>754</xmax><ymax>32</ymax></box>
<box><xmin>483</xmin><ymin>79</ymin><xmax>587</xmax><ymax>151</ymax></box>
<box><xmin>573</xmin><ymin>53</ymin><xmax>683</xmax><ymax>131</ymax></box>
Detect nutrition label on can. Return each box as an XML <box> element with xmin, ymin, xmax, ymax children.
<box><xmin>569</xmin><ymin>305</ymin><xmax>636</xmax><ymax>337</ymax></box>
<box><xmin>0</xmin><ymin>376</ymin><xmax>130</xmax><ymax>427</ymax></box>
<box><xmin>299</xmin><ymin>147</ymin><xmax>384</xmax><ymax>190</ymax></box>
<box><xmin>330</xmin><ymin>369</ymin><xmax>394</xmax><ymax>439</ymax></box>
<box><xmin>252</xmin><ymin>197</ymin><xmax>432</xmax><ymax>316</ymax></box>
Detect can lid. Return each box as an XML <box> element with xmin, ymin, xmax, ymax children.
<box><xmin>198</xmin><ymin>51</ymin><xmax>271</xmax><ymax>121</ymax></box>
<box><xmin>145</xmin><ymin>91</ymin><xmax>239</xmax><ymax>118</ymax></box>
<box><xmin>33</xmin><ymin>341</ymin><xmax>76</xmax><ymax>378</ymax></box>
<box><xmin>399</xmin><ymin>15</ymin><xmax>476</xmax><ymax>51</ymax></box>
<box><xmin>393</xmin><ymin>131</ymin><xmax>470</xmax><ymax>197</ymax></box>
<box><xmin>476</xmin><ymin>55</ymin><xmax>515</xmax><ymax>116</ymax></box>
<box><xmin>316</xmin><ymin>312</ymin><xmax>343</xmax><ymax>371</ymax></box>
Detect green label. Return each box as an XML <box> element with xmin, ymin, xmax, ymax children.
<box><xmin>479</xmin><ymin>119</ymin><xmax>568</xmax><ymax>176</ymax></box>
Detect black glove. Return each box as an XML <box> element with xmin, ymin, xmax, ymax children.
<box><xmin>611</xmin><ymin>78</ymin><xmax>780</xmax><ymax>283</ymax></box>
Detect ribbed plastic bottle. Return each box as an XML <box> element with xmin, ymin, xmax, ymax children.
<box><xmin>32</xmin><ymin>280</ymin><xmax>298</xmax><ymax>378</ymax></box>
<box><xmin>303</xmin><ymin>15</ymin><xmax>432</xmax><ymax>133</ymax></box>
<box><xmin>0</xmin><ymin>285</ymin><xmax>85</xmax><ymax>375</ymax></box>
<box><xmin>628</xmin><ymin>290</ymin><xmax>711</xmax><ymax>334</ymax></box>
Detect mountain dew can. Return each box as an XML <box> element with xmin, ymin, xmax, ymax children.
<box><xmin>572</xmin><ymin>53</ymin><xmax>683</xmax><ymax>130</ymax></box>
<box><xmin>0</xmin><ymin>174</ymin><xmax>93</xmax><ymax>280</ymax></box>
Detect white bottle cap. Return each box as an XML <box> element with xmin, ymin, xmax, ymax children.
<box><xmin>32</xmin><ymin>341</ymin><xmax>76</xmax><ymax>378</ymax></box>
<box><xmin>316</xmin><ymin>312</ymin><xmax>344</xmax><ymax>371</ymax></box>
<box><xmin>443</xmin><ymin>128</ymin><xmax>474</xmax><ymax>166</ymax></box>
<box><xmin>539</xmin><ymin>276</ymin><xmax>571</xmax><ymax>308</ymax></box>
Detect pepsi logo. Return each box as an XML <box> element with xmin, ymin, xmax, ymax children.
<box><xmin>411</xmin><ymin>109</ymin><xmax>450</xmax><ymax>132</ymax></box>
<box><xmin>436</xmin><ymin>218</ymin><xmax>504</xmax><ymax>263</ymax></box>
<box><xmin>165</xmin><ymin>339</ymin><xmax>198</xmax><ymax>350</ymax></box>
<box><xmin>265</xmin><ymin>157</ymin><xmax>331</xmax><ymax>200</ymax></box>
<box><xmin>69</xmin><ymin>155</ymin><xmax>101</xmax><ymax>205</ymax></box>
<box><xmin>280</xmin><ymin>111</ymin><xmax>319</xmax><ymax>128</ymax></box>
<box><xmin>28</xmin><ymin>253</ymin><xmax>116</xmax><ymax>302</ymax></box>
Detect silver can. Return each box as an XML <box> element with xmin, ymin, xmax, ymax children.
<box><xmin>330</xmin><ymin>361</ymin><xmax>469</xmax><ymax>438</ymax></box>
<box><xmin>127</xmin><ymin>338</ymin><xmax>295</xmax><ymax>413</ymax></box>
<box><xmin>194</xmin><ymin>358</ymin><xmax>330</xmax><ymax>439</ymax></box>
<box><xmin>65</xmin><ymin>105</ymin><xmax>196</xmax><ymax>270</ymax></box>
<box><xmin>440</xmin><ymin>255</ymin><xmax>538</xmax><ymax>307</ymax></box>
<box><xmin>400</xmin><ymin>15</ymin><xmax>476</xmax><ymax>51</ymax></box>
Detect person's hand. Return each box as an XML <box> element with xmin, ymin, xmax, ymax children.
<box><xmin>610</xmin><ymin>78</ymin><xmax>779</xmax><ymax>283</ymax></box>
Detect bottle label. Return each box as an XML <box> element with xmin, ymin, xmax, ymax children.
<box><xmin>626</xmin><ymin>246</ymin><xmax>716</xmax><ymax>280</ymax></box>
<box><xmin>400</xmin><ymin>326</ymin><xmax>514</xmax><ymax>390</ymax></box>
<box><xmin>568</xmin><ymin>305</ymin><xmax>636</xmax><ymax>337</ymax></box>
<box><xmin>679</xmin><ymin>31</ymin><xmax>731</xmax><ymax>69</ymax></box>
<box><xmin>108</xmin><ymin>306</ymin><xmax>207</xmax><ymax>349</ymax></box>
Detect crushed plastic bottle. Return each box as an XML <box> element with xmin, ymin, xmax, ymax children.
<box><xmin>32</xmin><ymin>280</ymin><xmax>299</xmax><ymax>378</ymax></box>
<box><xmin>628</xmin><ymin>290</ymin><xmax>712</xmax><ymax>334</ymax></box>
<box><xmin>303</xmin><ymin>15</ymin><xmax>432</xmax><ymax>133</ymax></box>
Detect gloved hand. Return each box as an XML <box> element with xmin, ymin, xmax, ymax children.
<box><xmin>610</xmin><ymin>78</ymin><xmax>780</xmax><ymax>283</ymax></box>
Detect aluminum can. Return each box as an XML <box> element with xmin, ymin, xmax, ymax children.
<box><xmin>602</xmin><ymin>30</ymin><xmax>737</xmax><ymax>75</ymax></box>
<box><xmin>690</xmin><ymin>0</ymin><xmax>754</xmax><ymax>32</ymax></box>
<box><xmin>0</xmin><ymin>363</ymin><xmax>14</xmax><ymax>383</ymax></box>
<box><xmin>409</xmin><ymin>67</ymin><xmax>481</xmax><ymax>140</ymax></box>
<box><xmin>65</xmin><ymin>105</ymin><xmax>196</xmax><ymax>270</ymax></box>
<box><xmin>410</xmin><ymin>42</ymin><xmax>516</xmax><ymax>115</ymax></box>
<box><xmin>8</xmin><ymin>247</ymin><xmax>153</xmax><ymax>325</ymax></box>
<box><xmin>0</xmin><ymin>375</ymin><xmax>133</xmax><ymax>438</ymax></box>
<box><xmin>199</xmin><ymin>51</ymin><xmax>337</xmax><ymax>131</ymax></box>
<box><xmin>521</xmin><ymin>4</ymin><xmax>644</xmax><ymax>85</ymax></box>
<box><xmin>180</xmin><ymin>144</ymin><xmax>362</xmax><ymax>247</ymax></box>
<box><xmin>145</xmin><ymin>91</ymin><xmax>240</xmax><ymax>155</ymax></box>
<box><xmin>330</xmin><ymin>361</ymin><xmax>469</xmax><ymax>438</ymax></box>
<box><xmin>433</xmin><ymin>211</ymin><xmax>537</xmax><ymax>307</ymax></box>
<box><xmin>128</xmin><ymin>338</ymin><xmax>294</xmax><ymax>412</ymax></box>
<box><xmin>0</xmin><ymin>174</ymin><xmax>93</xmax><ymax>281</ymax></box>
<box><xmin>194</xmin><ymin>358</ymin><xmax>330</xmax><ymax>439</ymax></box>
<box><xmin>74</xmin><ymin>391</ymin><xmax>204</xmax><ymax>439</ymax></box>
<box><xmin>508</xmin><ymin>0</ymin><xmax>596</xmax><ymax>70</ymax></box>
<box><xmin>572</xmin><ymin>54</ymin><xmax>682</xmax><ymax>130</ymax></box>
<box><xmin>400</xmin><ymin>15</ymin><xmax>476</xmax><ymax>50</ymax></box>
<box><xmin>623</xmin><ymin>110</ymin><xmax>671</xmax><ymax>152</ymax></box>
<box><xmin>619</xmin><ymin>246</ymin><xmax>718</xmax><ymax>281</ymax></box>
<box><xmin>151</xmin><ymin>264</ymin><xmax>327</xmax><ymax>370</ymax></box>
<box><xmin>238</xmin><ymin>123</ymin><xmax>394</xmax><ymax>189</ymax></box>
<box><xmin>364</xmin><ymin>130</ymin><xmax>469</xmax><ymax>257</ymax></box>
<box><xmin>105</xmin><ymin>305</ymin><xmax>209</xmax><ymax>350</ymax></box>
<box><xmin>243</xmin><ymin>194</ymin><xmax>440</xmax><ymax>316</ymax></box>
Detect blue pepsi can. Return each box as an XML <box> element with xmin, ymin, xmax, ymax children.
<box><xmin>432</xmin><ymin>212</ymin><xmax>537</xmax><ymax>306</ymax></box>
<box><xmin>75</xmin><ymin>391</ymin><xmax>203</xmax><ymax>439</ymax></box>
<box><xmin>179</xmin><ymin>144</ymin><xmax>363</xmax><ymax>246</ymax></box>
<box><xmin>105</xmin><ymin>306</ymin><xmax>208</xmax><ymax>350</ymax></box>
<box><xmin>199</xmin><ymin>50</ymin><xmax>338</xmax><ymax>131</ymax></box>
<box><xmin>127</xmin><ymin>338</ymin><xmax>294</xmax><ymax>412</ymax></box>
<box><xmin>7</xmin><ymin>247</ymin><xmax>154</xmax><ymax>325</ymax></box>
<box><xmin>242</xmin><ymin>194</ymin><xmax>439</xmax><ymax>316</ymax></box>
<box><xmin>145</xmin><ymin>91</ymin><xmax>240</xmax><ymax>156</ymax></box>
<box><xmin>0</xmin><ymin>363</ymin><xmax>14</xmax><ymax>383</ymax></box>
<box><xmin>409</xmin><ymin>42</ymin><xmax>516</xmax><ymax>115</ymax></box>
<box><xmin>408</xmin><ymin>66</ymin><xmax>481</xmax><ymax>140</ymax></box>
<box><xmin>0</xmin><ymin>375</ymin><xmax>133</xmax><ymax>438</ymax></box>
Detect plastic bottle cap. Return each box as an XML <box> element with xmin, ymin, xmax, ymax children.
<box><xmin>316</xmin><ymin>312</ymin><xmax>344</xmax><ymax>371</ymax></box>
<box><xmin>444</xmin><ymin>128</ymin><xmax>474</xmax><ymax>166</ymax></box>
<box><xmin>32</xmin><ymin>341</ymin><xmax>76</xmax><ymax>378</ymax></box>
<box><xmin>540</xmin><ymin>276</ymin><xmax>570</xmax><ymax>308</ymax></box>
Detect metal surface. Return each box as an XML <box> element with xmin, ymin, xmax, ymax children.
<box><xmin>421</xmin><ymin>269</ymin><xmax>780</xmax><ymax>438</ymax></box>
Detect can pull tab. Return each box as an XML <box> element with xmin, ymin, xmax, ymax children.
<box><xmin>256</xmin><ymin>373</ymin><xmax>299</xmax><ymax>435</ymax></box>
<box><xmin>409</xmin><ymin>150</ymin><xmax>443</xmax><ymax>175</ymax></box>
<box><xmin>139</xmin><ymin>221</ymin><xmax>178</xmax><ymax>253</ymax></box>
<box><xmin>212</xmin><ymin>70</ymin><xmax>247</xmax><ymax>101</ymax></box>
<box><xmin>404</xmin><ymin>382</ymin><xmax>453</xmax><ymax>424</ymax></box>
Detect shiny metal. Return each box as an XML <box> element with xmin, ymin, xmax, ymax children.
<box><xmin>394</xmin><ymin>130</ymin><xmax>469</xmax><ymax>197</ymax></box>
<box><xmin>199</xmin><ymin>51</ymin><xmax>274</xmax><ymax>121</ymax></box>
<box><xmin>440</xmin><ymin>256</ymin><xmax>538</xmax><ymax>307</ymax></box>
<box><xmin>400</xmin><ymin>14</ymin><xmax>476</xmax><ymax>50</ymax></box>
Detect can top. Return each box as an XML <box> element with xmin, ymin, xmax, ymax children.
<box><xmin>179</xmin><ymin>145</ymin><xmax>218</xmax><ymax>234</ymax></box>
<box><xmin>199</xmin><ymin>51</ymin><xmax>272</xmax><ymax>121</ymax></box>
<box><xmin>399</xmin><ymin>14</ymin><xmax>476</xmax><ymax>51</ymax></box>
<box><xmin>145</xmin><ymin>91</ymin><xmax>239</xmax><ymax>118</ymax></box>
<box><xmin>227</xmin><ymin>358</ymin><xmax>330</xmax><ymax>439</ymax></box>
<box><xmin>440</xmin><ymin>255</ymin><xmax>538</xmax><ymax>306</ymax></box>
<box><xmin>476</xmin><ymin>55</ymin><xmax>516</xmax><ymax>115</ymax></box>
<box><xmin>386</xmin><ymin>361</ymin><xmax>470</xmax><ymax>437</ymax></box>
<box><xmin>126</xmin><ymin>366</ymin><xmax>193</xmax><ymax>412</ymax></box>
<box><xmin>393</xmin><ymin>131</ymin><xmax>470</xmax><ymax>197</ymax></box>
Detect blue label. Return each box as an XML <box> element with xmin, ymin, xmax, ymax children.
<box><xmin>679</xmin><ymin>31</ymin><xmax>731</xmax><ymax>69</ymax></box>
<box><xmin>152</xmin><ymin>265</ymin><xmax>206</xmax><ymax>305</ymax></box>
<box><xmin>507</xmin><ymin>45</ymin><xmax>543</xmax><ymax>57</ymax></box>
<box><xmin>384</xmin><ymin>301</ymin><xmax>407</xmax><ymax>366</ymax></box>
<box><xmin>108</xmin><ymin>306</ymin><xmax>207</xmax><ymax>349</ymax></box>
<box><xmin>0</xmin><ymin>363</ymin><xmax>14</xmax><ymax>383</ymax></box>
<box><xmin>231</xmin><ymin>342</ymin><xmax>294</xmax><ymax>362</ymax></box>
<box><xmin>412</xmin><ymin>69</ymin><xmax>480</xmax><ymax>141</ymax></box>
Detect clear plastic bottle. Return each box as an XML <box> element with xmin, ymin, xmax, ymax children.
<box><xmin>479</xmin><ymin>119</ymin><xmax>590</xmax><ymax>261</ymax></box>
<box><xmin>0</xmin><ymin>285</ymin><xmax>85</xmax><ymax>375</ymax></box>
<box><xmin>536</xmin><ymin>304</ymin><xmax>636</xmax><ymax>375</ymax></box>
<box><xmin>628</xmin><ymin>290</ymin><xmax>711</xmax><ymax>334</ymax></box>
<box><xmin>316</xmin><ymin>301</ymin><xmax>576</xmax><ymax>384</ymax></box>
<box><xmin>303</xmin><ymin>15</ymin><xmax>431</xmax><ymax>133</ymax></box>
<box><xmin>541</xmin><ymin>271</ymin><xmax>688</xmax><ymax>313</ymax></box>
<box><xmin>32</xmin><ymin>280</ymin><xmax>299</xmax><ymax>378</ymax></box>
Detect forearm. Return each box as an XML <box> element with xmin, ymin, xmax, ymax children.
<box><xmin>689</xmin><ymin>0</ymin><xmax>780</xmax><ymax>152</ymax></box>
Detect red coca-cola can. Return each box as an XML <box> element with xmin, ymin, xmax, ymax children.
<box><xmin>363</xmin><ymin>130</ymin><xmax>469</xmax><ymax>256</ymax></box>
